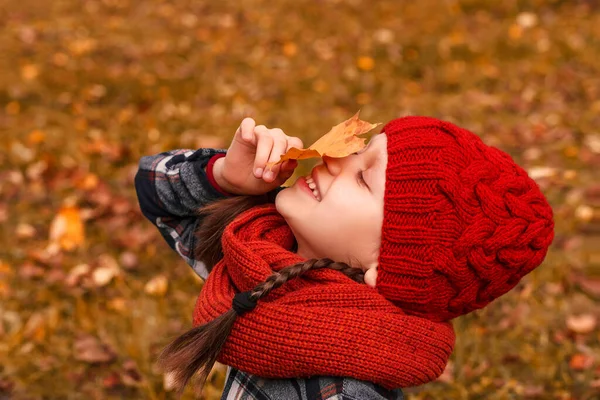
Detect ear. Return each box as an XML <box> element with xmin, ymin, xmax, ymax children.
<box><xmin>364</xmin><ymin>266</ymin><xmax>378</xmax><ymax>288</ymax></box>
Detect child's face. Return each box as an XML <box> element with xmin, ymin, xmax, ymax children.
<box><xmin>276</xmin><ymin>133</ymin><xmax>388</xmax><ymax>287</ymax></box>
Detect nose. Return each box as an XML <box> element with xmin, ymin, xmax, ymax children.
<box><xmin>322</xmin><ymin>154</ymin><xmax>350</xmax><ymax>176</ymax></box>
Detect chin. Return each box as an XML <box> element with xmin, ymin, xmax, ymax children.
<box><xmin>274</xmin><ymin>187</ymin><xmax>292</xmax><ymax>217</ymax></box>
<box><xmin>275</xmin><ymin>188</ymin><xmax>307</xmax><ymax>226</ymax></box>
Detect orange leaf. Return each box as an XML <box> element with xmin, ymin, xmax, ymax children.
<box><xmin>266</xmin><ymin>110</ymin><xmax>381</xmax><ymax>170</ymax></box>
<box><xmin>49</xmin><ymin>206</ymin><xmax>85</xmax><ymax>251</ymax></box>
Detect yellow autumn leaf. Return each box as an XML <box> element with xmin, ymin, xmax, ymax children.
<box><xmin>266</xmin><ymin>111</ymin><xmax>381</xmax><ymax>170</ymax></box>
<box><xmin>49</xmin><ymin>206</ymin><xmax>85</xmax><ymax>251</ymax></box>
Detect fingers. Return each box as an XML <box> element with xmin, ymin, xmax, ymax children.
<box><xmin>280</xmin><ymin>137</ymin><xmax>303</xmax><ymax>172</ymax></box>
<box><xmin>263</xmin><ymin>138</ymin><xmax>287</xmax><ymax>181</ymax></box>
<box><xmin>238</xmin><ymin>117</ymin><xmax>257</xmax><ymax>144</ymax></box>
<box><xmin>286</xmin><ymin>136</ymin><xmax>304</xmax><ymax>152</ymax></box>
<box><xmin>244</xmin><ymin>122</ymin><xmax>302</xmax><ymax>182</ymax></box>
<box><xmin>253</xmin><ymin>126</ymin><xmax>273</xmax><ymax>178</ymax></box>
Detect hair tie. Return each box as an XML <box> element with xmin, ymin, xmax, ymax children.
<box><xmin>232</xmin><ymin>291</ymin><xmax>257</xmax><ymax>316</ymax></box>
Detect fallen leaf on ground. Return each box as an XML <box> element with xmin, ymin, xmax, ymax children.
<box><xmin>92</xmin><ymin>255</ymin><xmax>120</xmax><ymax>287</ymax></box>
<box><xmin>266</xmin><ymin>111</ymin><xmax>380</xmax><ymax>169</ymax></box>
<box><xmin>66</xmin><ymin>263</ymin><xmax>91</xmax><ymax>287</ymax></box>
<box><xmin>16</xmin><ymin>223</ymin><xmax>36</xmax><ymax>239</ymax></box>
<box><xmin>102</xmin><ymin>372</ymin><xmax>122</xmax><ymax>389</ymax></box>
<box><xmin>144</xmin><ymin>275</ymin><xmax>168</xmax><ymax>296</ymax></box>
<box><xmin>22</xmin><ymin>312</ymin><xmax>46</xmax><ymax>342</ymax></box>
<box><xmin>73</xmin><ymin>336</ymin><xmax>116</xmax><ymax>364</ymax></box>
<box><xmin>121</xmin><ymin>359</ymin><xmax>143</xmax><ymax>386</ymax></box>
<box><xmin>49</xmin><ymin>206</ymin><xmax>85</xmax><ymax>251</ymax></box>
<box><xmin>573</xmin><ymin>274</ymin><xmax>600</xmax><ymax>298</ymax></box>
<box><xmin>566</xmin><ymin>314</ymin><xmax>597</xmax><ymax>334</ymax></box>
<box><xmin>19</xmin><ymin>262</ymin><xmax>45</xmax><ymax>279</ymax></box>
<box><xmin>107</xmin><ymin>297</ymin><xmax>128</xmax><ymax>313</ymax></box>
<box><xmin>569</xmin><ymin>353</ymin><xmax>594</xmax><ymax>371</ymax></box>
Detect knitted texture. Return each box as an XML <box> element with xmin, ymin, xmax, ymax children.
<box><xmin>193</xmin><ymin>205</ymin><xmax>455</xmax><ymax>389</ymax></box>
<box><xmin>377</xmin><ymin>117</ymin><xmax>555</xmax><ymax>322</ymax></box>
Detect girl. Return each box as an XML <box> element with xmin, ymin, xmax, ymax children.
<box><xmin>135</xmin><ymin>116</ymin><xmax>554</xmax><ymax>399</ymax></box>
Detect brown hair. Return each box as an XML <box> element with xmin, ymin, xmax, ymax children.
<box><xmin>157</xmin><ymin>195</ymin><xmax>365</xmax><ymax>394</ymax></box>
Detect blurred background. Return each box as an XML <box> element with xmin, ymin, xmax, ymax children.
<box><xmin>1</xmin><ymin>0</ymin><xmax>599</xmax><ymax>399</ymax></box>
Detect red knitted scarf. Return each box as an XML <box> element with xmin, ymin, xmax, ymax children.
<box><xmin>193</xmin><ymin>204</ymin><xmax>456</xmax><ymax>389</ymax></box>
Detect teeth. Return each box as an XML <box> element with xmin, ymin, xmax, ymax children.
<box><xmin>304</xmin><ymin>175</ymin><xmax>320</xmax><ymax>200</ymax></box>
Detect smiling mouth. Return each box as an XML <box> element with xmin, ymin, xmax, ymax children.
<box><xmin>303</xmin><ymin>175</ymin><xmax>321</xmax><ymax>201</ymax></box>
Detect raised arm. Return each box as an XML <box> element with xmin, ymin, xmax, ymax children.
<box><xmin>135</xmin><ymin>119</ymin><xmax>303</xmax><ymax>280</ymax></box>
<box><xmin>134</xmin><ymin>148</ymin><xmax>230</xmax><ymax>279</ymax></box>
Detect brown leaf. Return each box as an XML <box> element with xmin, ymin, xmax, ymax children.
<box><xmin>111</xmin><ymin>197</ymin><xmax>132</xmax><ymax>215</ymax></box>
<box><xmin>46</xmin><ymin>269</ymin><xmax>66</xmax><ymax>285</ymax></box>
<box><xmin>92</xmin><ymin>255</ymin><xmax>120</xmax><ymax>287</ymax></box>
<box><xmin>16</xmin><ymin>223</ymin><xmax>36</xmax><ymax>239</ymax></box>
<box><xmin>22</xmin><ymin>312</ymin><xmax>46</xmax><ymax>342</ymax></box>
<box><xmin>266</xmin><ymin>111</ymin><xmax>380</xmax><ymax>169</ymax></box>
<box><xmin>107</xmin><ymin>297</ymin><xmax>128</xmax><ymax>313</ymax></box>
<box><xmin>573</xmin><ymin>274</ymin><xmax>600</xmax><ymax>298</ymax></box>
<box><xmin>19</xmin><ymin>262</ymin><xmax>45</xmax><ymax>280</ymax></box>
<box><xmin>73</xmin><ymin>336</ymin><xmax>116</xmax><ymax>364</ymax></box>
<box><xmin>523</xmin><ymin>385</ymin><xmax>545</xmax><ymax>398</ymax></box>
<box><xmin>121</xmin><ymin>360</ymin><xmax>143</xmax><ymax>387</ymax></box>
<box><xmin>144</xmin><ymin>275</ymin><xmax>168</xmax><ymax>296</ymax></box>
<box><xmin>569</xmin><ymin>353</ymin><xmax>594</xmax><ymax>371</ymax></box>
<box><xmin>102</xmin><ymin>372</ymin><xmax>122</xmax><ymax>389</ymax></box>
<box><xmin>0</xmin><ymin>377</ymin><xmax>15</xmax><ymax>394</ymax></box>
<box><xmin>566</xmin><ymin>314</ymin><xmax>597</xmax><ymax>334</ymax></box>
<box><xmin>66</xmin><ymin>263</ymin><xmax>91</xmax><ymax>287</ymax></box>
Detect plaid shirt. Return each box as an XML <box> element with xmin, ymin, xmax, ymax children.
<box><xmin>135</xmin><ymin>148</ymin><xmax>404</xmax><ymax>400</ymax></box>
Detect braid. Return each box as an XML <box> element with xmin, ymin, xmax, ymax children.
<box><xmin>250</xmin><ymin>258</ymin><xmax>365</xmax><ymax>300</ymax></box>
<box><xmin>158</xmin><ymin>257</ymin><xmax>364</xmax><ymax>394</ymax></box>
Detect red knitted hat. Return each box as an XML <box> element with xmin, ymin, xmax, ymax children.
<box><xmin>376</xmin><ymin>116</ymin><xmax>555</xmax><ymax>322</ymax></box>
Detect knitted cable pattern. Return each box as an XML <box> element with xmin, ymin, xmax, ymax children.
<box><xmin>377</xmin><ymin>117</ymin><xmax>554</xmax><ymax>322</ymax></box>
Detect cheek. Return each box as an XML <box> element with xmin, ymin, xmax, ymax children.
<box><xmin>278</xmin><ymin>186</ymin><xmax>383</xmax><ymax>260</ymax></box>
<box><xmin>305</xmin><ymin>190</ymin><xmax>376</xmax><ymax>237</ymax></box>
<box><xmin>277</xmin><ymin>185</ymin><xmax>380</xmax><ymax>232</ymax></box>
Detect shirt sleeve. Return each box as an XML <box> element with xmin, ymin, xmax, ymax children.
<box><xmin>134</xmin><ymin>148</ymin><xmax>231</xmax><ymax>279</ymax></box>
<box><xmin>134</xmin><ymin>147</ymin><xmax>283</xmax><ymax>280</ymax></box>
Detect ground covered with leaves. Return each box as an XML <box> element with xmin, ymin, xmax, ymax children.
<box><xmin>1</xmin><ymin>0</ymin><xmax>599</xmax><ymax>398</ymax></box>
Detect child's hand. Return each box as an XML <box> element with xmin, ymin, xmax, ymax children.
<box><xmin>213</xmin><ymin>118</ymin><xmax>303</xmax><ymax>195</ymax></box>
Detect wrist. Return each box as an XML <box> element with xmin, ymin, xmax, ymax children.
<box><xmin>207</xmin><ymin>154</ymin><xmax>235</xmax><ymax>196</ymax></box>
